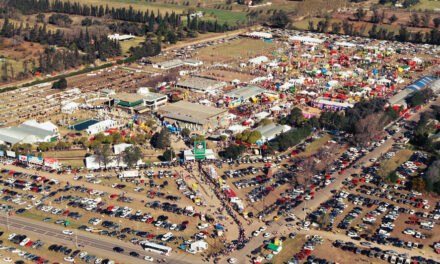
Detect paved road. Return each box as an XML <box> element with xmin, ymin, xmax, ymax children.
<box><xmin>0</xmin><ymin>215</ymin><xmax>196</xmax><ymax>264</ymax></box>
<box><xmin>223</xmin><ymin>99</ymin><xmax>439</xmax><ymax>264</ymax></box>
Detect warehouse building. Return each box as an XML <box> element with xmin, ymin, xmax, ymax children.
<box><xmin>158</xmin><ymin>101</ymin><xmax>228</xmax><ymax>133</ymax></box>
<box><xmin>0</xmin><ymin>120</ymin><xmax>59</xmax><ymax>145</ymax></box>
<box><xmin>389</xmin><ymin>76</ymin><xmax>437</xmax><ymax>108</ymax></box>
<box><xmin>113</xmin><ymin>93</ymin><xmax>145</xmax><ymax>109</ymax></box>
<box><xmin>113</xmin><ymin>91</ymin><xmax>168</xmax><ymax>113</ymax></box>
<box><xmin>255</xmin><ymin>123</ymin><xmax>291</xmax><ymax>143</ymax></box>
<box><xmin>176</xmin><ymin>77</ymin><xmax>227</xmax><ymax>94</ymax></box>
<box><xmin>224</xmin><ymin>85</ymin><xmax>278</xmax><ymax>107</ymax></box>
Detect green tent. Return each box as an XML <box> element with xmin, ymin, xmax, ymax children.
<box><xmin>267</xmin><ymin>243</ymin><xmax>280</xmax><ymax>251</ymax></box>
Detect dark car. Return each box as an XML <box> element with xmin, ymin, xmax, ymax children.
<box><xmin>129</xmin><ymin>251</ymin><xmax>140</xmax><ymax>257</ymax></box>
<box><xmin>113</xmin><ymin>247</ymin><xmax>124</xmax><ymax>253</ymax></box>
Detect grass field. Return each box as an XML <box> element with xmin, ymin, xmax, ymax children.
<box><xmin>119</xmin><ymin>36</ymin><xmax>145</xmax><ymax>55</ymax></box>
<box><xmin>271</xmin><ymin>235</ymin><xmax>306</xmax><ymax>264</ymax></box>
<box><xmin>60</xmin><ymin>0</ymin><xmax>248</xmax><ymax>24</ymax></box>
<box><xmin>42</xmin><ymin>150</ymin><xmax>87</xmax><ymax>159</ymax></box>
<box><xmin>198</xmin><ymin>8</ymin><xmax>248</xmax><ymax>24</ymax></box>
<box><xmin>296</xmin><ymin>134</ymin><xmax>332</xmax><ymax>158</ymax></box>
<box><xmin>194</xmin><ymin>38</ymin><xmax>277</xmax><ymax>63</ymax></box>
<box><xmin>291</xmin><ymin>17</ymin><xmax>418</xmax><ymax>35</ymax></box>
<box><xmin>412</xmin><ymin>0</ymin><xmax>440</xmax><ymax>10</ymax></box>
<box><xmin>378</xmin><ymin>149</ymin><xmax>413</xmax><ymax>177</ymax></box>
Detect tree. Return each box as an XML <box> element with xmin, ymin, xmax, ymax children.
<box><xmin>422</xmin><ymin>13</ymin><xmax>431</xmax><ymax>28</ymax></box>
<box><xmin>387</xmin><ymin>171</ymin><xmax>398</xmax><ymax>183</ymax></box>
<box><xmin>150</xmin><ymin>128</ymin><xmax>171</xmax><ymax>149</ymax></box>
<box><xmin>269</xmin><ymin>10</ymin><xmax>289</xmax><ymax>28</ymax></box>
<box><xmin>94</xmin><ymin>144</ymin><xmax>113</xmax><ymax>168</ymax></box>
<box><xmin>411</xmin><ymin>177</ymin><xmax>426</xmax><ymax>192</ymax></box>
<box><xmin>287</xmin><ymin>107</ymin><xmax>305</xmax><ymax>127</ymax></box>
<box><xmin>434</xmin><ymin>17</ymin><xmax>440</xmax><ymax>28</ymax></box>
<box><xmin>122</xmin><ymin>146</ymin><xmax>143</xmax><ymax>168</ymax></box>
<box><xmin>354</xmin><ymin>8</ymin><xmax>367</xmax><ymax>21</ymax></box>
<box><xmin>220</xmin><ymin>145</ymin><xmax>246</xmax><ymax>160</ymax></box>
<box><xmin>181</xmin><ymin>128</ymin><xmax>191</xmax><ymax>138</ymax></box>
<box><xmin>236</xmin><ymin>130</ymin><xmax>262</xmax><ymax>144</ymax></box>
<box><xmin>52</xmin><ymin>77</ymin><xmax>67</xmax><ymax>89</ymax></box>
<box><xmin>161</xmin><ymin>148</ymin><xmax>176</xmax><ymax>161</ymax></box>
<box><xmin>389</xmin><ymin>14</ymin><xmax>398</xmax><ymax>24</ymax></box>
<box><xmin>353</xmin><ymin>112</ymin><xmax>388</xmax><ymax>145</ymax></box>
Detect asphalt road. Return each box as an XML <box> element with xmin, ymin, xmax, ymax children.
<box><xmin>0</xmin><ymin>215</ymin><xmax>195</xmax><ymax>264</ymax></box>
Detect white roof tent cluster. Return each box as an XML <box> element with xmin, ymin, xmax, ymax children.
<box><xmin>0</xmin><ymin>120</ymin><xmax>59</xmax><ymax>145</ymax></box>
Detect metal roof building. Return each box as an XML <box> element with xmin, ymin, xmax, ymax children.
<box><xmin>407</xmin><ymin>76</ymin><xmax>436</xmax><ymax>91</ymax></box>
<box><xmin>176</xmin><ymin>77</ymin><xmax>226</xmax><ymax>94</ymax></box>
<box><xmin>159</xmin><ymin>101</ymin><xmax>228</xmax><ymax>132</ymax></box>
<box><xmin>389</xmin><ymin>76</ymin><xmax>437</xmax><ymax>108</ymax></box>
<box><xmin>0</xmin><ymin>121</ymin><xmax>59</xmax><ymax>145</ymax></box>
<box><xmin>255</xmin><ymin>123</ymin><xmax>292</xmax><ymax>142</ymax></box>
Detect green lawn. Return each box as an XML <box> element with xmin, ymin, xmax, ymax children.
<box><xmin>412</xmin><ymin>0</ymin><xmax>440</xmax><ymax>10</ymax></box>
<box><xmin>271</xmin><ymin>235</ymin><xmax>307</xmax><ymax>264</ymax></box>
<box><xmin>198</xmin><ymin>8</ymin><xmax>248</xmax><ymax>25</ymax></box>
<box><xmin>378</xmin><ymin>149</ymin><xmax>413</xmax><ymax>177</ymax></box>
<box><xmin>119</xmin><ymin>36</ymin><xmax>145</xmax><ymax>55</ymax></box>
<box><xmin>296</xmin><ymin>134</ymin><xmax>332</xmax><ymax>158</ymax></box>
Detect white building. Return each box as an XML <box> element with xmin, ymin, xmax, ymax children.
<box><xmin>113</xmin><ymin>143</ymin><xmax>132</xmax><ymax>155</ymax></box>
<box><xmin>188</xmin><ymin>240</ymin><xmax>208</xmax><ymax>253</ymax></box>
<box><xmin>248</xmin><ymin>56</ymin><xmax>269</xmax><ymax>65</ymax></box>
<box><xmin>255</xmin><ymin>123</ymin><xmax>291</xmax><ymax>142</ymax></box>
<box><xmin>0</xmin><ymin>120</ymin><xmax>59</xmax><ymax>145</ymax></box>
<box><xmin>86</xmin><ymin>119</ymin><xmax>119</xmax><ymax>135</ymax></box>
<box><xmin>108</xmin><ymin>34</ymin><xmax>135</xmax><ymax>41</ymax></box>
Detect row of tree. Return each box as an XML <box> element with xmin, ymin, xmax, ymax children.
<box><xmin>308</xmin><ymin>17</ymin><xmax>440</xmax><ymax>45</ymax></box>
<box><xmin>7</xmin><ymin>0</ymin><xmax>235</xmax><ymax>34</ymax></box>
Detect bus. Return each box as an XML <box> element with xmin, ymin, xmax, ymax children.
<box><xmin>140</xmin><ymin>241</ymin><xmax>172</xmax><ymax>256</ymax></box>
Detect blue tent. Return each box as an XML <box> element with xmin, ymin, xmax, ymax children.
<box><xmin>215</xmin><ymin>224</ymin><xmax>224</xmax><ymax>231</ymax></box>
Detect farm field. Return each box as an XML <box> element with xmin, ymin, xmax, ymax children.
<box><xmin>413</xmin><ymin>0</ymin><xmax>440</xmax><ymax>10</ymax></box>
<box><xmin>194</xmin><ymin>37</ymin><xmax>278</xmax><ymax>63</ymax></box>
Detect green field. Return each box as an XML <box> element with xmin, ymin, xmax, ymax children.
<box><xmin>198</xmin><ymin>8</ymin><xmax>248</xmax><ymax>24</ymax></box>
<box><xmin>378</xmin><ymin>149</ymin><xmax>413</xmax><ymax>177</ymax></box>
<box><xmin>119</xmin><ymin>36</ymin><xmax>145</xmax><ymax>55</ymax></box>
<box><xmin>412</xmin><ymin>0</ymin><xmax>440</xmax><ymax>10</ymax></box>
<box><xmin>60</xmin><ymin>0</ymin><xmax>248</xmax><ymax>25</ymax></box>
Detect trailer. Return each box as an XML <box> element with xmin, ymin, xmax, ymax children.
<box><xmin>118</xmin><ymin>170</ymin><xmax>140</xmax><ymax>179</ymax></box>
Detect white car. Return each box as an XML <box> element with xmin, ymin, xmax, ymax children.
<box><xmin>403</xmin><ymin>229</ymin><xmax>415</xmax><ymax>235</ymax></box>
<box><xmin>228</xmin><ymin>258</ymin><xmax>237</xmax><ymax>264</ymax></box>
<box><xmin>259</xmin><ymin>226</ymin><xmax>267</xmax><ymax>232</ymax></box>
<box><xmin>144</xmin><ymin>256</ymin><xmax>154</xmax><ymax>262</ymax></box>
<box><xmin>252</xmin><ymin>230</ymin><xmax>261</xmax><ymax>237</ymax></box>
<box><xmin>3</xmin><ymin>257</ymin><xmax>12</xmax><ymax>262</ymax></box>
<box><xmin>263</xmin><ymin>233</ymin><xmax>271</xmax><ymax>238</ymax></box>
<box><xmin>63</xmin><ymin>230</ymin><xmax>74</xmax><ymax>235</ymax></box>
<box><xmin>64</xmin><ymin>256</ymin><xmax>75</xmax><ymax>262</ymax></box>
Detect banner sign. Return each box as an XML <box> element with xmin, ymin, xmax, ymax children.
<box><xmin>18</xmin><ymin>155</ymin><xmax>28</xmax><ymax>162</ymax></box>
<box><xmin>28</xmin><ymin>156</ymin><xmax>44</xmax><ymax>165</ymax></box>
<box><xmin>194</xmin><ymin>141</ymin><xmax>206</xmax><ymax>160</ymax></box>
<box><xmin>6</xmin><ymin>151</ymin><xmax>15</xmax><ymax>158</ymax></box>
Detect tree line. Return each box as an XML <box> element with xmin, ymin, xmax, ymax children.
<box><xmin>307</xmin><ymin>17</ymin><xmax>440</xmax><ymax>45</ymax></box>
<box><xmin>7</xmin><ymin>0</ymin><xmax>235</xmax><ymax>34</ymax></box>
